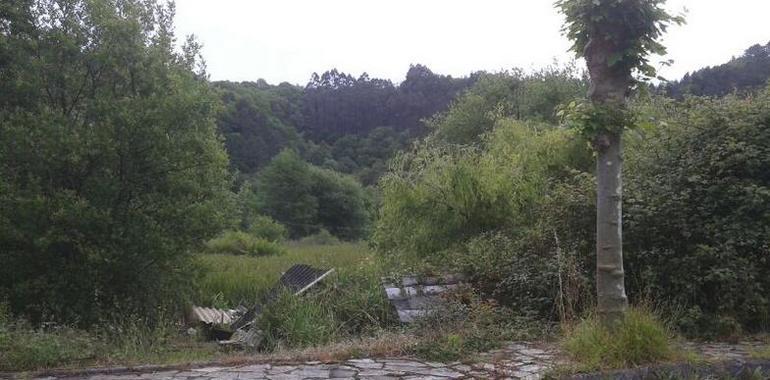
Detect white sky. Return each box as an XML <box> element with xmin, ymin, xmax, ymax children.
<box><xmin>174</xmin><ymin>0</ymin><xmax>770</xmax><ymax>86</ymax></box>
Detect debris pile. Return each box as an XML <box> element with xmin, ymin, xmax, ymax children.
<box><xmin>189</xmin><ymin>264</ymin><xmax>335</xmax><ymax>349</ymax></box>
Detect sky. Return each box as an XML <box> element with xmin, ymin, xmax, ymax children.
<box><xmin>174</xmin><ymin>0</ymin><xmax>770</xmax><ymax>86</ymax></box>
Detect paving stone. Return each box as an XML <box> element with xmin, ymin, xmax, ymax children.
<box><xmin>266</xmin><ymin>366</ymin><xmax>297</xmax><ymax>375</ymax></box>
<box><xmin>232</xmin><ymin>365</ymin><xmax>271</xmax><ymax>372</ymax></box>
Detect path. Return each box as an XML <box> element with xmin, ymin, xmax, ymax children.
<box><xmin>34</xmin><ymin>341</ymin><xmax>767</xmax><ymax>380</ymax></box>
<box><xmin>36</xmin><ymin>343</ymin><xmax>559</xmax><ymax>380</ymax></box>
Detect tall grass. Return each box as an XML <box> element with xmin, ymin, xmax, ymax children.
<box><xmin>195</xmin><ymin>242</ymin><xmax>377</xmax><ymax>307</ymax></box>
<box><xmin>562</xmin><ymin>307</ymin><xmax>676</xmax><ymax>372</ymax></box>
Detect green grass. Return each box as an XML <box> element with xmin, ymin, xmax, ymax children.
<box><xmin>196</xmin><ymin>242</ymin><xmax>378</xmax><ymax>307</ymax></box>
<box><xmin>562</xmin><ymin>308</ymin><xmax>677</xmax><ymax>372</ymax></box>
<box><xmin>0</xmin><ymin>315</ymin><xmax>220</xmax><ymax>372</ymax></box>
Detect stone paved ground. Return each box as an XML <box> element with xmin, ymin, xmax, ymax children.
<box><xmin>37</xmin><ymin>342</ymin><xmax>560</xmax><ymax>380</ymax></box>
<box><xmin>35</xmin><ymin>341</ymin><xmax>767</xmax><ymax>380</ymax></box>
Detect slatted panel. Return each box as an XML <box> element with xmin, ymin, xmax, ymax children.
<box><xmin>383</xmin><ymin>274</ymin><xmax>465</xmax><ymax>323</ymax></box>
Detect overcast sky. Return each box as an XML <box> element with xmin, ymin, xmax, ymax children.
<box><xmin>174</xmin><ymin>0</ymin><xmax>770</xmax><ymax>86</ymax></box>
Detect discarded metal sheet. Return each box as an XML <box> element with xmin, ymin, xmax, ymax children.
<box><xmin>383</xmin><ymin>274</ymin><xmax>466</xmax><ymax>323</ymax></box>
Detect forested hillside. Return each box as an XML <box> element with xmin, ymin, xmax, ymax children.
<box><xmin>214</xmin><ymin>65</ymin><xmax>475</xmax><ymax>183</ymax></box>
<box><xmin>663</xmin><ymin>41</ymin><xmax>770</xmax><ymax>97</ymax></box>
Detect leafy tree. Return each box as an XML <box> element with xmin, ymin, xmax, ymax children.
<box><xmin>255</xmin><ymin>150</ymin><xmax>371</xmax><ymax>240</ymax></box>
<box><xmin>0</xmin><ymin>0</ymin><xmax>233</xmax><ymax>325</ymax></box>
<box><xmin>557</xmin><ymin>0</ymin><xmax>683</xmax><ymax>325</ymax></box>
<box><xmin>254</xmin><ymin>150</ymin><xmax>319</xmax><ymax>237</ymax></box>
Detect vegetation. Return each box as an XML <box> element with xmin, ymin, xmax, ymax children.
<box><xmin>0</xmin><ymin>0</ymin><xmax>232</xmax><ymax>326</ymax></box>
<box><xmin>204</xmin><ymin>231</ymin><xmax>286</xmax><ymax>257</ymax></box>
<box><xmin>625</xmin><ymin>92</ymin><xmax>770</xmax><ymax>337</ymax></box>
<box><xmin>196</xmin><ymin>242</ymin><xmax>378</xmax><ymax>307</ymax></box>
<box><xmin>254</xmin><ymin>150</ymin><xmax>372</xmax><ymax>240</ymax></box>
<box><xmin>562</xmin><ymin>308</ymin><xmax>675</xmax><ymax>371</ymax></box>
<box><xmin>2</xmin><ymin>0</ymin><xmax>770</xmax><ymax>373</ymax></box>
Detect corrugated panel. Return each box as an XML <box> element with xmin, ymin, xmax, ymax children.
<box><xmin>189</xmin><ymin>306</ymin><xmax>238</xmax><ymax>325</ymax></box>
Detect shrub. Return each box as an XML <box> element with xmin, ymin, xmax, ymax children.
<box><xmin>625</xmin><ymin>92</ymin><xmax>770</xmax><ymax>337</ymax></box>
<box><xmin>562</xmin><ymin>308</ymin><xmax>675</xmax><ymax>371</ymax></box>
<box><xmin>297</xmin><ymin>229</ymin><xmax>341</xmax><ymax>246</ymax></box>
<box><xmin>247</xmin><ymin>215</ymin><xmax>289</xmax><ymax>242</ymax></box>
<box><xmin>374</xmin><ymin>119</ymin><xmax>595</xmax><ymax>320</ymax></box>
<box><xmin>205</xmin><ymin>231</ymin><xmax>286</xmax><ymax>257</ymax></box>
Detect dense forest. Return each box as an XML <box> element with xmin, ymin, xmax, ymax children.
<box><xmin>215</xmin><ymin>65</ymin><xmax>475</xmax><ymax>183</ymax></box>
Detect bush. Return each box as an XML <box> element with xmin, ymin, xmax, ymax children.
<box><xmin>562</xmin><ymin>308</ymin><xmax>675</xmax><ymax>371</ymax></box>
<box><xmin>374</xmin><ymin>119</ymin><xmax>595</xmax><ymax>320</ymax></box>
<box><xmin>297</xmin><ymin>229</ymin><xmax>341</xmax><ymax>246</ymax></box>
<box><xmin>205</xmin><ymin>231</ymin><xmax>286</xmax><ymax>257</ymax></box>
<box><xmin>247</xmin><ymin>215</ymin><xmax>289</xmax><ymax>242</ymax></box>
<box><xmin>625</xmin><ymin>92</ymin><xmax>770</xmax><ymax>337</ymax></box>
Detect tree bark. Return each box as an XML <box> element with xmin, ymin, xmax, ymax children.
<box><xmin>595</xmin><ymin>132</ymin><xmax>628</xmax><ymax>326</ymax></box>
<box><xmin>583</xmin><ymin>34</ymin><xmax>631</xmax><ymax>327</ymax></box>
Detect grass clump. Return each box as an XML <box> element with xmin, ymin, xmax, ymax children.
<box><xmin>0</xmin><ymin>319</ymin><xmax>97</xmax><ymax>371</ymax></box>
<box><xmin>562</xmin><ymin>307</ymin><xmax>675</xmax><ymax>371</ymax></box>
<box><xmin>205</xmin><ymin>231</ymin><xmax>286</xmax><ymax>257</ymax></box>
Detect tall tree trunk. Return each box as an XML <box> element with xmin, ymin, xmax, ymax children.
<box><xmin>584</xmin><ymin>35</ymin><xmax>631</xmax><ymax>327</ymax></box>
<box><xmin>595</xmin><ymin>131</ymin><xmax>628</xmax><ymax>326</ymax></box>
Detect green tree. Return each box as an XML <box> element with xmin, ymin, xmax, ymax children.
<box><xmin>255</xmin><ymin>150</ymin><xmax>371</xmax><ymax>240</ymax></box>
<box><xmin>0</xmin><ymin>0</ymin><xmax>232</xmax><ymax>325</ymax></box>
<box><xmin>557</xmin><ymin>0</ymin><xmax>683</xmax><ymax>325</ymax></box>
